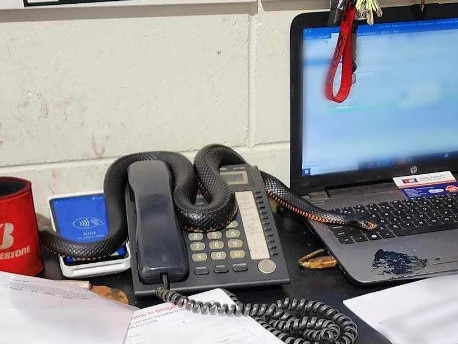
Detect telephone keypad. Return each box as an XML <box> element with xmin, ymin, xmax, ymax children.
<box><xmin>230</xmin><ymin>250</ymin><xmax>246</xmax><ymax>259</ymax></box>
<box><xmin>207</xmin><ymin>232</ymin><xmax>222</xmax><ymax>240</ymax></box>
<box><xmin>188</xmin><ymin>233</ymin><xmax>203</xmax><ymax>241</ymax></box>
<box><xmin>190</xmin><ymin>242</ymin><xmax>205</xmax><ymax>251</ymax></box>
<box><xmin>226</xmin><ymin>229</ymin><xmax>241</xmax><ymax>238</ymax></box>
<box><xmin>211</xmin><ymin>251</ymin><xmax>227</xmax><ymax>260</ymax></box>
<box><xmin>226</xmin><ymin>220</ymin><xmax>239</xmax><ymax>229</ymax></box>
<box><xmin>209</xmin><ymin>240</ymin><xmax>225</xmax><ymax>250</ymax></box>
<box><xmin>186</xmin><ymin>187</ymin><xmax>275</xmax><ymax>280</ymax></box>
<box><xmin>228</xmin><ymin>239</ymin><xmax>243</xmax><ymax>248</ymax></box>
<box><xmin>188</xmin><ymin>221</ymin><xmax>250</xmax><ymax>276</ymax></box>
<box><xmin>191</xmin><ymin>253</ymin><xmax>207</xmax><ymax>262</ymax></box>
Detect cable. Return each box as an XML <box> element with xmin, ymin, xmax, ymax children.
<box><xmin>156</xmin><ymin>286</ymin><xmax>358</xmax><ymax>344</ymax></box>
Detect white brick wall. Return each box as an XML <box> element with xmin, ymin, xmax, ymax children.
<box><xmin>0</xmin><ymin>0</ymin><xmax>415</xmax><ymax>215</ymax></box>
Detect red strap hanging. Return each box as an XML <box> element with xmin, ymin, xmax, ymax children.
<box><xmin>325</xmin><ymin>5</ymin><xmax>356</xmax><ymax>103</ymax></box>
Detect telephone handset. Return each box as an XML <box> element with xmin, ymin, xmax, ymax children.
<box><xmin>126</xmin><ymin>160</ymin><xmax>188</xmax><ymax>284</ymax></box>
<box><xmin>125</xmin><ymin>160</ymin><xmax>290</xmax><ymax>297</ymax></box>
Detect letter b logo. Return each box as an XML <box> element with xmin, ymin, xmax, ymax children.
<box><xmin>0</xmin><ymin>223</ymin><xmax>14</xmax><ymax>250</ymax></box>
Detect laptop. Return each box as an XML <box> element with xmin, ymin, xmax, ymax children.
<box><xmin>290</xmin><ymin>3</ymin><xmax>458</xmax><ymax>285</ymax></box>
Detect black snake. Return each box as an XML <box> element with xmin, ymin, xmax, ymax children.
<box><xmin>39</xmin><ymin>144</ymin><xmax>377</xmax><ymax>259</ymax></box>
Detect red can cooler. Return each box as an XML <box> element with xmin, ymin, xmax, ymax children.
<box><xmin>0</xmin><ymin>177</ymin><xmax>43</xmax><ymax>276</ymax></box>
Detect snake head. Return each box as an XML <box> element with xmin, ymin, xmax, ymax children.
<box><xmin>353</xmin><ymin>219</ymin><xmax>378</xmax><ymax>231</ymax></box>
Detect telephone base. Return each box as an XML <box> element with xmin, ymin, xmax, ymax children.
<box><xmin>125</xmin><ymin>164</ymin><xmax>291</xmax><ymax>297</ymax></box>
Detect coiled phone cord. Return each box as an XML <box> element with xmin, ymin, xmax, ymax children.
<box><xmin>156</xmin><ymin>285</ymin><xmax>358</xmax><ymax>344</ymax></box>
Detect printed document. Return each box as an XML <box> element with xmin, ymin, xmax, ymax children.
<box><xmin>124</xmin><ymin>288</ymin><xmax>284</xmax><ymax>344</ymax></box>
<box><xmin>344</xmin><ymin>274</ymin><xmax>458</xmax><ymax>344</ymax></box>
<box><xmin>0</xmin><ymin>271</ymin><xmax>135</xmax><ymax>344</ymax></box>
<box><xmin>0</xmin><ymin>272</ymin><xmax>283</xmax><ymax>344</ymax></box>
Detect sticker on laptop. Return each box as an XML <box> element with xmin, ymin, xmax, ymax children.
<box><xmin>393</xmin><ymin>171</ymin><xmax>458</xmax><ymax>198</ymax></box>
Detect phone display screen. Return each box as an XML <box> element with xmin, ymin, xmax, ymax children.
<box><xmin>49</xmin><ymin>193</ymin><xmax>128</xmax><ymax>265</ymax></box>
<box><xmin>220</xmin><ymin>171</ymin><xmax>249</xmax><ymax>185</ymax></box>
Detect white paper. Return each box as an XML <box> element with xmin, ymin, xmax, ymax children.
<box><xmin>0</xmin><ymin>271</ymin><xmax>137</xmax><ymax>344</ymax></box>
<box><xmin>124</xmin><ymin>288</ymin><xmax>284</xmax><ymax>344</ymax></box>
<box><xmin>0</xmin><ymin>273</ymin><xmax>282</xmax><ymax>344</ymax></box>
<box><xmin>0</xmin><ymin>0</ymin><xmax>23</xmax><ymax>9</ymax></box>
<box><xmin>344</xmin><ymin>274</ymin><xmax>458</xmax><ymax>344</ymax></box>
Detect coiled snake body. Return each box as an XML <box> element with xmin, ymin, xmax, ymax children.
<box><xmin>39</xmin><ymin>144</ymin><xmax>376</xmax><ymax>259</ymax></box>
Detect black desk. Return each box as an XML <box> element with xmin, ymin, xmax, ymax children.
<box><xmin>39</xmin><ymin>212</ymin><xmax>390</xmax><ymax>343</ymax></box>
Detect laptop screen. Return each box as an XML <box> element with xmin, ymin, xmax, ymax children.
<box><xmin>290</xmin><ymin>5</ymin><xmax>458</xmax><ymax>193</ymax></box>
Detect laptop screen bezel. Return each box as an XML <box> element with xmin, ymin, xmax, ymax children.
<box><xmin>290</xmin><ymin>3</ymin><xmax>458</xmax><ymax>195</ymax></box>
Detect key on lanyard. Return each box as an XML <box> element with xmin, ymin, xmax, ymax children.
<box><xmin>355</xmin><ymin>0</ymin><xmax>383</xmax><ymax>25</ymax></box>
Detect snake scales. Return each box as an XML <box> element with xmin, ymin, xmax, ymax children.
<box><xmin>39</xmin><ymin>144</ymin><xmax>376</xmax><ymax>259</ymax></box>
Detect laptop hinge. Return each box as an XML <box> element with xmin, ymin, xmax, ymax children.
<box><xmin>327</xmin><ymin>181</ymin><xmax>397</xmax><ymax>197</ymax></box>
<box><xmin>308</xmin><ymin>182</ymin><xmax>399</xmax><ymax>202</ymax></box>
<box><xmin>307</xmin><ymin>191</ymin><xmax>331</xmax><ymax>201</ymax></box>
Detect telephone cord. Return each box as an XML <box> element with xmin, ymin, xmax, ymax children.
<box><xmin>156</xmin><ymin>286</ymin><xmax>358</xmax><ymax>344</ymax></box>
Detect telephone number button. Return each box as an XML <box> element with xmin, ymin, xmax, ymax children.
<box><xmin>192</xmin><ymin>253</ymin><xmax>208</xmax><ymax>262</ymax></box>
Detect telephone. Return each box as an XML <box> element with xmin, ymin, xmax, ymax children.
<box><xmin>125</xmin><ymin>160</ymin><xmax>290</xmax><ymax>297</ymax></box>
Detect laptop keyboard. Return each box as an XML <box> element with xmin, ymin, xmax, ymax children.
<box><xmin>328</xmin><ymin>194</ymin><xmax>458</xmax><ymax>244</ymax></box>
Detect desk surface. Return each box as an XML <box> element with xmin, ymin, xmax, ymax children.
<box><xmin>39</xmin><ymin>212</ymin><xmax>391</xmax><ymax>344</ymax></box>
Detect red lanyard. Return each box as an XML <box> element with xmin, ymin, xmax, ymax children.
<box><xmin>325</xmin><ymin>5</ymin><xmax>356</xmax><ymax>103</ymax></box>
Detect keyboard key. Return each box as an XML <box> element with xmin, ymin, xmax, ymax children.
<box><xmin>338</xmin><ymin>237</ymin><xmax>354</xmax><ymax>244</ymax></box>
<box><xmin>226</xmin><ymin>221</ymin><xmax>239</xmax><ymax>229</ymax></box>
<box><xmin>211</xmin><ymin>251</ymin><xmax>227</xmax><ymax>260</ymax></box>
<box><xmin>353</xmin><ymin>234</ymin><xmax>368</xmax><ymax>242</ymax></box>
<box><xmin>190</xmin><ymin>242</ymin><xmax>205</xmax><ymax>251</ymax></box>
<box><xmin>194</xmin><ymin>266</ymin><xmax>209</xmax><ymax>275</ymax></box>
<box><xmin>378</xmin><ymin>218</ymin><xmax>389</xmax><ymax>225</ymax></box>
<box><xmin>331</xmin><ymin>227</ymin><xmax>359</xmax><ymax>238</ymax></box>
<box><xmin>214</xmin><ymin>265</ymin><xmax>229</xmax><ymax>273</ymax></box>
<box><xmin>230</xmin><ymin>250</ymin><xmax>246</xmax><ymax>259</ymax></box>
<box><xmin>228</xmin><ymin>239</ymin><xmax>244</xmax><ymax>248</ymax></box>
<box><xmin>188</xmin><ymin>233</ymin><xmax>204</xmax><ymax>241</ymax></box>
<box><xmin>207</xmin><ymin>231</ymin><xmax>222</xmax><ymax>240</ymax></box>
<box><xmin>368</xmin><ymin>233</ymin><xmax>382</xmax><ymax>240</ymax></box>
<box><xmin>378</xmin><ymin>230</ymin><xmax>395</xmax><ymax>239</ymax></box>
<box><xmin>226</xmin><ymin>229</ymin><xmax>241</xmax><ymax>238</ymax></box>
<box><xmin>390</xmin><ymin>223</ymin><xmax>404</xmax><ymax>231</ymax></box>
<box><xmin>192</xmin><ymin>253</ymin><xmax>208</xmax><ymax>262</ymax></box>
<box><xmin>232</xmin><ymin>263</ymin><xmax>248</xmax><ymax>272</ymax></box>
<box><xmin>209</xmin><ymin>240</ymin><xmax>225</xmax><ymax>250</ymax></box>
